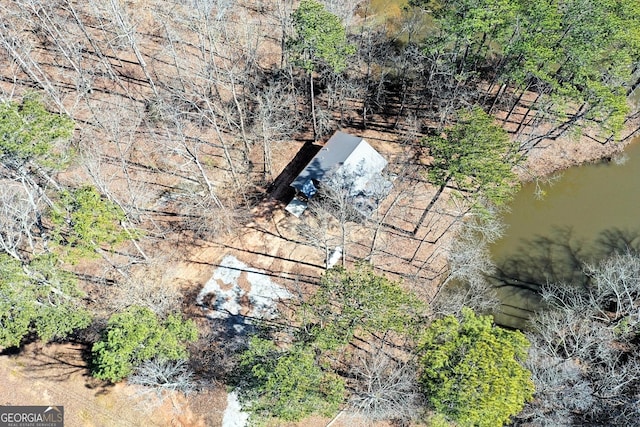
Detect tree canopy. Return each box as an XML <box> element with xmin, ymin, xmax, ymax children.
<box><xmin>91</xmin><ymin>306</ymin><xmax>197</xmax><ymax>382</ymax></box>
<box><xmin>238</xmin><ymin>337</ymin><xmax>345</xmax><ymax>423</ymax></box>
<box><xmin>410</xmin><ymin>0</ymin><xmax>640</xmax><ymax>137</ymax></box>
<box><xmin>523</xmin><ymin>251</ymin><xmax>640</xmax><ymax>425</ymax></box>
<box><xmin>288</xmin><ymin>0</ymin><xmax>355</xmax><ymax>73</ymax></box>
<box><xmin>0</xmin><ymin>0</ymin><xmax>638</xmax><ymax>423</ymax></box>
<box><xmin>419</xmin><ymin>307</ymin><xmax>534</xmax><ymax>427</ymax></box>
<box><xmin>503</xmin><ymin>0</ymin><xmax>639</xmax><ymax>136</ymax></box>
<box><xmin>50</xmin><ymin>185</ymin><xmax>136</xmax><ymax>261</ymax></box>
<box><xmin>237</xmin><ymin>263</ymin><xmax>424</xmax><ymax>423</ymax></box>
<box><xmin>0</xmin><ymin>253</ymin><xmax>91</xmax><ymax>348</ymax></box>
<box><xmin>424</xmin><ymin>107</ymin><xmax>519</xmax><ymax>210</ymax></box>
<box><xmin>0</xmin><ymin>94</ymin><xmax>74</xmax><ymax>167</ymax></box>
<box><xmin>305</xmin><ymin>262</ymin><xmax>425</xmax><ymax>350</ymax></box>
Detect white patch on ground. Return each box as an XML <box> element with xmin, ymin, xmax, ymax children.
<box><xmin>327</xmin><ymin>246</ymin><xmax>342</xmax><ymax>269</ymax></box>
<box><xmin>196</xmin><ymin>256</ymin><xmax>244</xmax><ymax>318</ymax></box>
<box><xmin>222</xmin><ymin>391</ymin><xmax>249</xmax><ymax>427</ymax></box>
<box><xmin>200</xmin><ymin>255</ymin><xmax>292</xmax><ymax>427</ymax></box>
<box><xmin>197</xmin><ymin>255</ymin><xmax>292</xmax><ymax>320</ymax></box>
<box><xmin>246</xmin><ymin>270</ymin><xmax>293</xmax><ymax>319</ymax></box>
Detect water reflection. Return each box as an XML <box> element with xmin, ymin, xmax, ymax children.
<box><xmin>491</xmin><ymin>227</ymin><xmax>640</xmax><ymax>328</ymax></box>
<box><xmin>490</xmin><ymin>140</ymin><xmax>640</xmax><ymax>329</ymax></box>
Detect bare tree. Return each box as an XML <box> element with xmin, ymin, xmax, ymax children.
<box><xmin>584</xmin><ymin>252</ymin><xmax>640</xmax><ymax>322</ymax></box>
<box><xmin>347</xmin><ymin>349</ymin><xmax>423</xmax><ymax>424</ymax></box>
<box><xmin>320</xmin><ymin>0</ymin><xmax>360</xmax><ymax>28</ymax></box>
<box><xmin>108</xmin><ymin>267</ymin><xmax>183</xmax><ymax>318</ymax></box>
<box><xmin>107</xmin><ymin>0</ymin><xmax>159</xmax><ymax>97</ymax></box>
<box><xmin>0</xmin><ymin>181</ymin><xmax>42</xmax><ymax>261</ymax></box>
<box><xmin>296</xmin><ymin>203</ymin><xmax>342</xmax><ymax>268</ymax></box>
<box><xmin>299</xmin><ymin>165</ymin><xmax>391</xmax><ymax>267</ymax></box>
<box><xmin>517</xmin><ymin>346</ymin><xmax>595</xmax><ymax>426</ymax></box>
<box><xmin>520</xmin><ymin>251</ymin><xmax>640</xmax><ymax>426</ymax></box>
<box><xmin>251</xmin><ymin>81</ymin><xmax>301</xmax><ymax>181</ymax></box>
<box><xmin>128</xmin><ymin>358</ymin><xmax>197</xmax><ymax>409</ymax></box>
<box><xmin>431</xmin><ymin>217</ymin><xmax>503</xmax><ymax>317</ymax></box>
<box><xmin>0</xmin><ymin>6</ymin><xmax>67</xmax><ymax>113</ymax></box>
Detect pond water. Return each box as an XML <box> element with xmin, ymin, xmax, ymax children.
<box><xmin>368</xmin><ymin>0</ymin><xmax>407</xmax><ymax>18</ymax></box>
<box><xmin>490</xmin><ymin>139</ymin><xmax>640</xmax><ymax>328</ymax></box>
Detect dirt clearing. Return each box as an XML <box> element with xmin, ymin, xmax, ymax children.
<box><xmin>0</xmin><ymin>343</ymin><xmax>207</xmax><ymax>427</ymax></box>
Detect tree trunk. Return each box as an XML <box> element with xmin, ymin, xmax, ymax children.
<box><xmin>413</xmin><ymin>176</ymin><xmax>450</xmax><ymax>236</ymax></box>
<box><xmin>515</xmin><ymin>91</ymin><xmax>544</xmax><ymax>134</ymax></box>
<box><xmin>503</xmin><ymin>82</ymin><xmax>531</xmax><ymax>125</ymax></box>
<box><xmin>488</xmin><ymin>83</ymin><xmax>507</xmax><ymax>114</ymax></box>
<box><xmin>310</xmin><ymin>71</ymin><xmax>318</xmax><ymax>141</ymax></box>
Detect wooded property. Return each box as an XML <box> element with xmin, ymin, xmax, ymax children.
<box><xmin>0</xmin><ymin>0</ymin><xmax>639</xmax><ymax>425</ymax></box>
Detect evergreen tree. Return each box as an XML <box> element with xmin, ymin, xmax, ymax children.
<box><xmin>49</xmin><ymin>185</ymin><xmax>138</xmax><ymax>261</ymax></box>
<box><xmin>424</xmin><ymin>107</ymin><xmax>519</xmax><ymax>211</ymax></box>
<box><xmin>306</xmin><ymin>262</ymin><xmax>425</xmax><ymax>350</ymax></box>
<box><xmin>0</xmin><ymin>94</ymin><xmax>74</xmax><ymax>168</ymax></box>
<box><xmin>91</xmin><ymin>305</ymin><xmax>197</xmax><ymax>382</ymax></box>
<box><xmin>238</xmin><ymin>337</ymin><xmax>345</xmax><ymax>423</ymax></box>
<box><xmin>0</xmin><ymin>253</ymin><xmax>91</xmax><ymax>348</ymax></box>
<box><xmin>419</xmin><ymin>308</ymin><xmax>534</xmax><ymax>427</ymax></box>
<box><xmin>287</xmin><ymin>0</ymin><xmax>355</xmax><ymax>138</ymax></box>
<box><xmin>237</xmin><ymin>264</ymin><xmax>424</xmax><ymax>424</ymax></box>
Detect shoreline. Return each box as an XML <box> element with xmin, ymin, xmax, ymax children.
<box><xmin>517</xmin><ymin>122</ymin><xmax>640</xmax><ymax>180</ymax></box>
<box><xmin>515</xmin><ymin>135</ymin><xmax>640</xmax><ymax>183</ymax></box>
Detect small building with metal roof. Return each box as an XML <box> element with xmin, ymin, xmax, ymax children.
<box><xmin>286</xmin><ymin>131</ymin><xmax>390</xmax><ymax>217</ymax></box>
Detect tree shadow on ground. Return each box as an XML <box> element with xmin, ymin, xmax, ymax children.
<box><xmin>190</xmin><ymin>316</ymin><xmax>255</xmax><ymax>385</ymax></box>
<box><xmin>1</xmin><ymin>340</ymin><xmax>97</xmax><ymax>384</ymax></box>
<box><xmin>0</xmin><ymin>328</ymin><xmax>117</xmax><ymax>395</ymax></box>
<box><xmin>490</xmin><ymin>226</ymin><xmax>640</xmax><ymax>328</ymax></box>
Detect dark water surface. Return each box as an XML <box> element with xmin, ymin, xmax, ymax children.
<box><xmin>490</xmin><ymin>139</ymin><xmax>640</xmax><ymax>328</ymax></box>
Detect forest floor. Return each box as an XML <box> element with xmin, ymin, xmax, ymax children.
<box><xmin>519</xmin><ymin>128</ymin><xmax>639</xmax><ymax>178</ymax></box>
<box><xmin>497</xmin><ymin>90</ymin><xmax>640</xmax><ymax>178</ymax></box>
<box><xmin>0</xmin><ymin>342</ymin><xmax>214</xmax><ymax>427</ymax></box>
<box><xmin>1</xmin><ymin>157</ymin><xmax>636</xmax><ymax>427</ymax></box>
<box><xmin>3</xmin><ymin>117</ymin><xmax>638</xmax><ymax>427</ymax></box>
<box><xmin>0</xmin><ymin>1</ymin><xmax>638</xmax><ymax>422</ymax></box>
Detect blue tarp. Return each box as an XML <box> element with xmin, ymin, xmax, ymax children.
<box><xmin>301</xmin><ymin>179</ymin><xmax>317</xmax><ymax>198</ymax></box>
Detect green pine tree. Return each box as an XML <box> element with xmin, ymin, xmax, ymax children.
<box><xmin>419</xmin><ymin>308</ymin><xmax>534</xmax><ymax>427</ymax></box>
<box><xmin>91</xmin><ymin>306</ymin><xmax>197</xmax><ymax>382</ymax></box>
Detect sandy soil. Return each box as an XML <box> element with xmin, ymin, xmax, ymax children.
<box><xmin>0</xmin><ymin>342</ymin><xmax>212</xmax><ymax>427</ymax></box>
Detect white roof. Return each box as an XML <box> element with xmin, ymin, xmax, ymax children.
<box><xmin>291</xmin><ymin>131</ymin><xmax>387</xmax><ymax>195</ymax></box>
